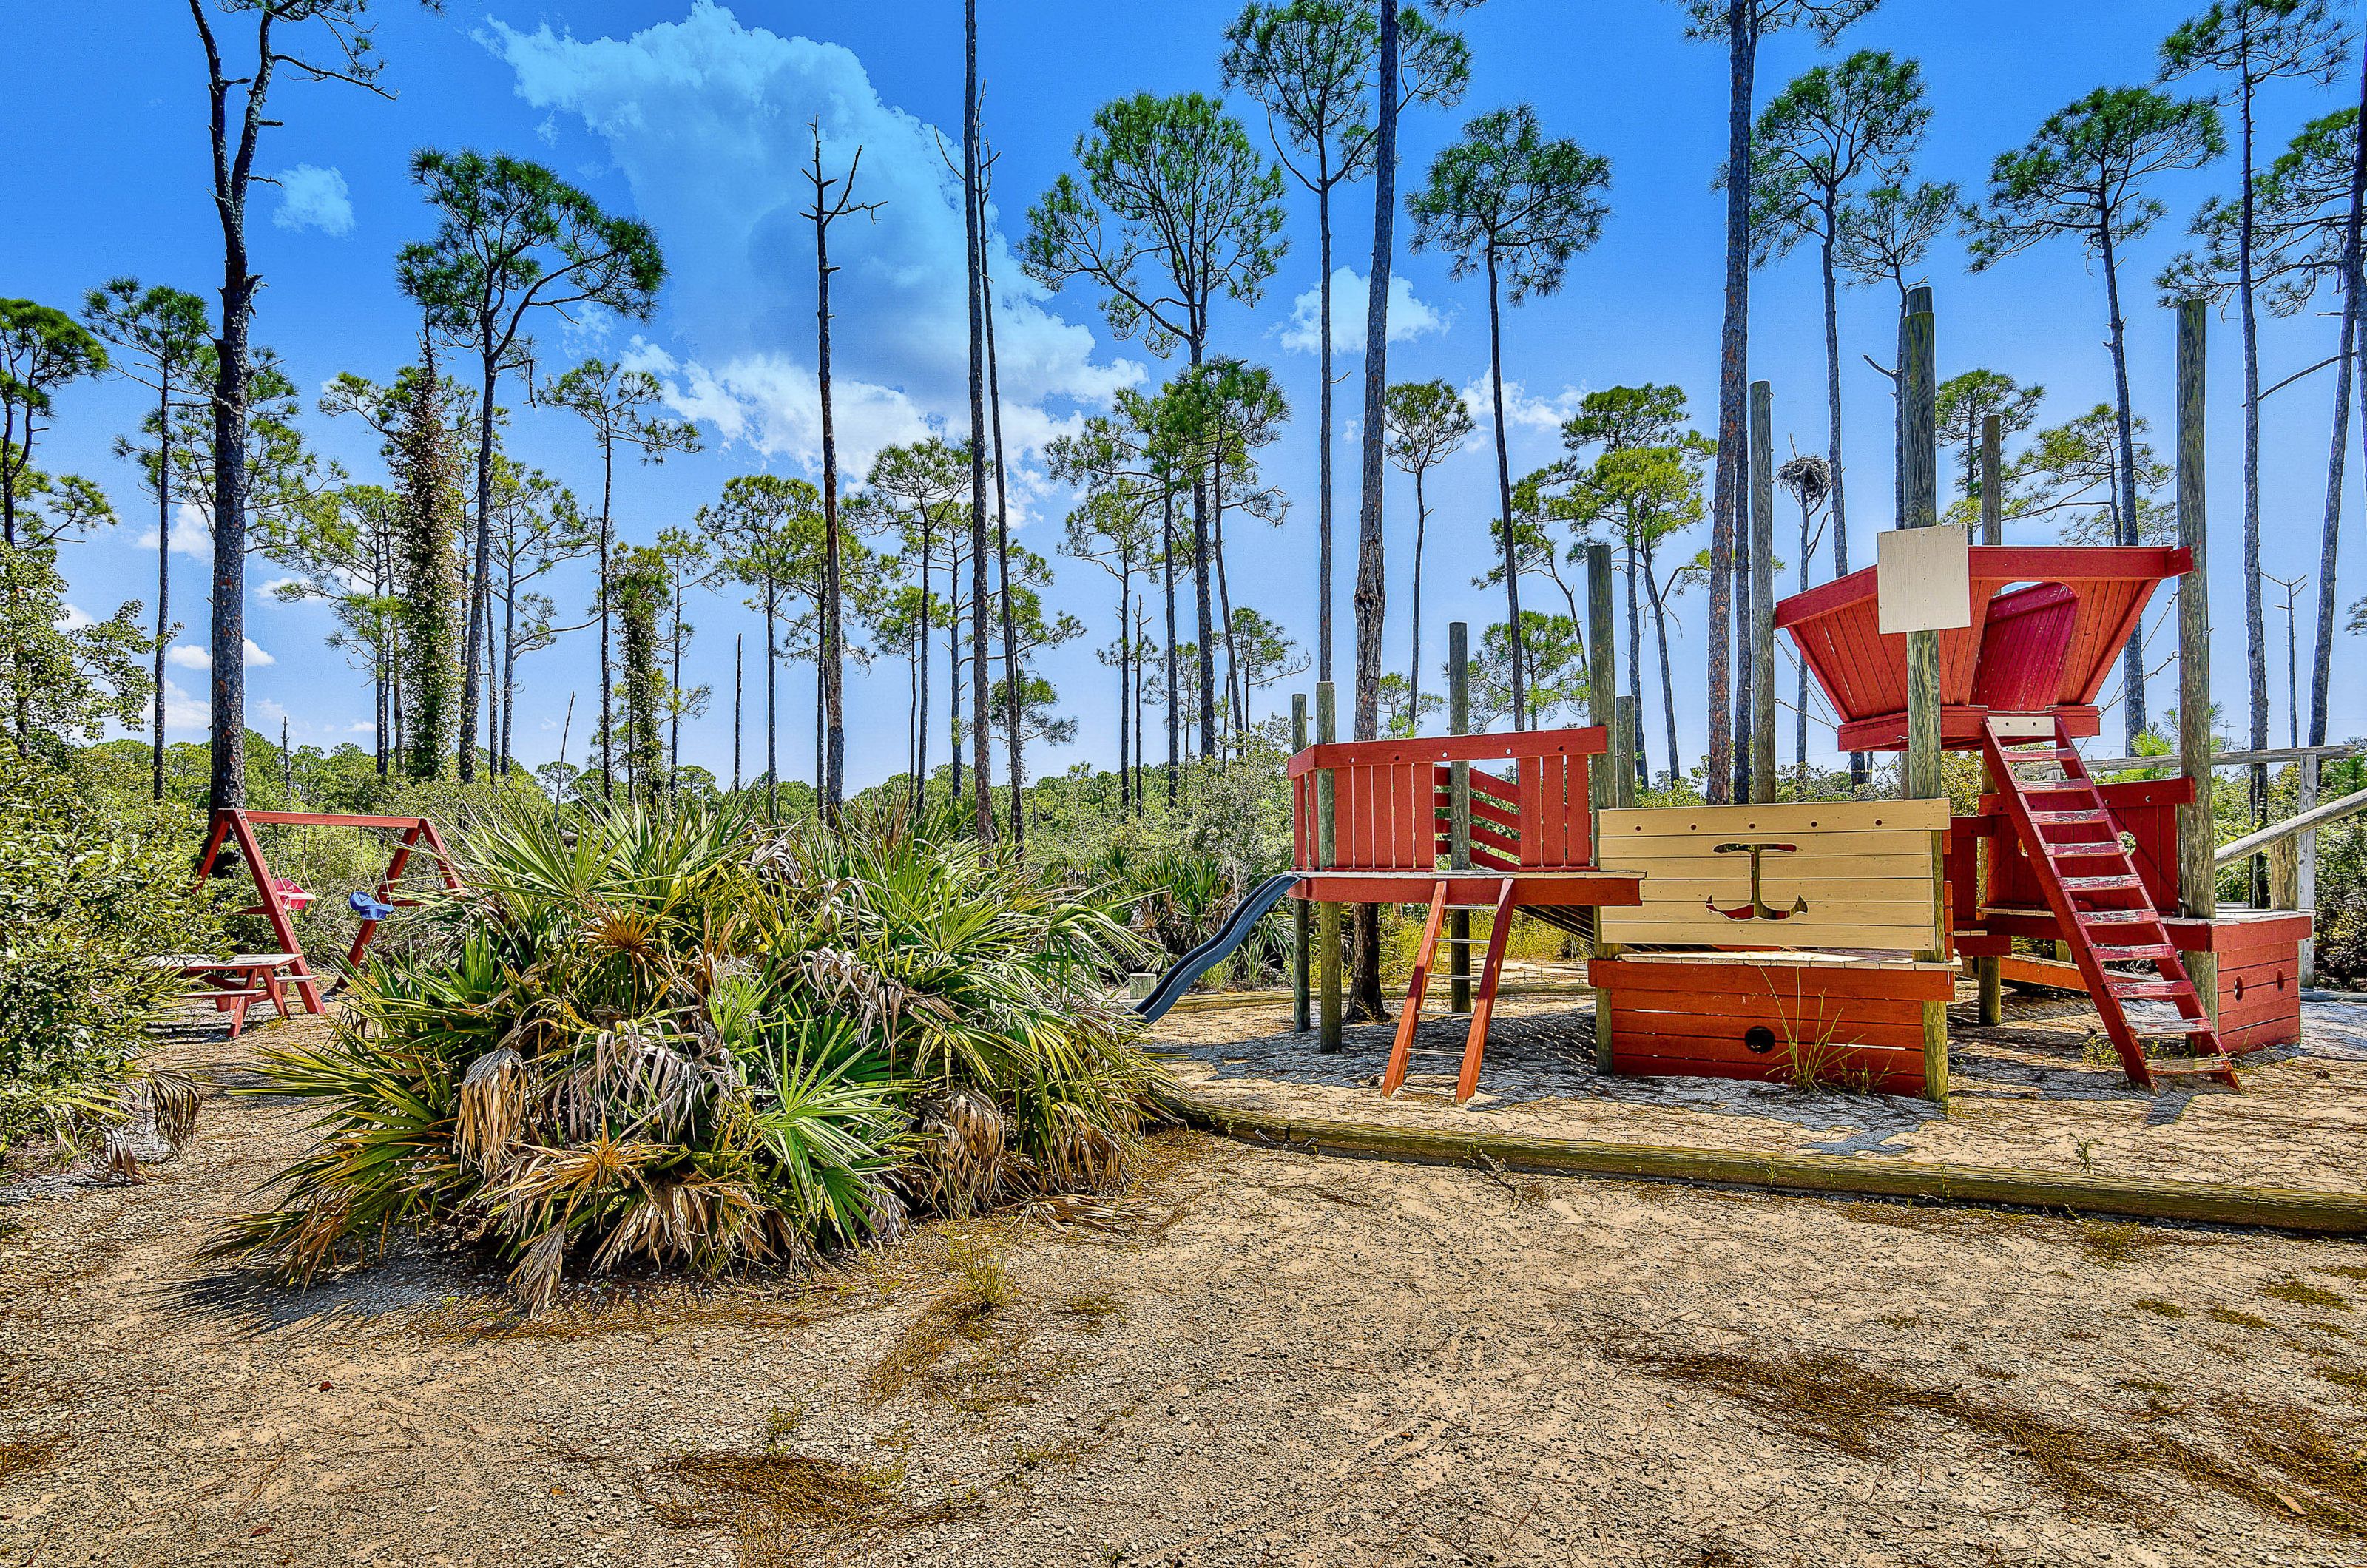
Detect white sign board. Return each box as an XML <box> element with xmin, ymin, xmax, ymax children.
<box><xmin>1877</xmin><ymin>524</ymin><xmax>1972</xmax><ymax>635</ymax></box>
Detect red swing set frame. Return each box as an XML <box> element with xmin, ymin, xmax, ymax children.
<box><xmin>191</xmin><ymin>810</ymin><xmax>464</xmax><ymax>1013</ymax></box>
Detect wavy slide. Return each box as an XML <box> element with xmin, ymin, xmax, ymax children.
<box><xmin>1131</xmin><ymin>873</ymin><xmax>1302</xmax><ymax>1024</ymax></box>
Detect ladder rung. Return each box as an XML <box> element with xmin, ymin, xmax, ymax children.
<box><xmin>2130</xmin><ymin>1018</ymin><xmax>2216</xmax><ymax>1036</ymax></box>
<box><xmin>2093</xmin><ymin>944</ymin><xmax>2178</xmax><ymax>962</ymax></box>
<box><xmin>2078</xmin><ymin>909</ymin><xmax>2161</xmax><ymax>926</ymax></box>
<box><xmin>2147</xmin><ymin>1057</ymin><xmax>2238</xmax><ymax>1076</ymax></box>
<box><xmin>2060</xmin><ymin>874</ymin><xmax>2142</xmax><ymax>891</ymax></box>
<box><xmin>2031</xmin><ymin>809</ymin><xmax>2108</xmax><ymax>824</ymax></box>
<box><xmin>2105</xmin><ymin>979</ymin><xmax>2188</xmax><ymax>998</ymax></box>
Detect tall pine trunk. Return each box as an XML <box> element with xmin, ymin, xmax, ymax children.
<box><xmin>983</xmin><ymin>224</ymin><xmax>1022</xmax><ymax>847</ymax></box>
<box><xmin>459</xmin><ymin>356</ymin><xmax>496</xmax><ymax>781</ymax></box>
<box><xmin>152</xmin><ymin>375</ymin><xmax>172</xmax><ymax>802</ymax></box>
<box><xmin>1705</xmin><ymin>0</ymin><xmax>1755</xmax><ymax>804</ymax></box>
<box><xmin>2239</xmin><ymin>71</ymin><xmax>2268</xmax><ymax>899</ymax></box>
<box><xmin>2098</xmin><ymin>220</ymin><xmax>2147</xmax><ymax>747</ymax></box>
<box><xmin>1408</xmin><ymin>471</ymin><xmax>1428</xmax><ymax>725</ymax></box>
<box><xmin>1484</xmin><ymin>249</ymin><xmax>1524</xmax><ymax>729</ymax></box>
<box><xmin>1162</xmin><ymin>484</ymin><xmax>1180</xmax><ymax>805</ymax></box>
<box><xmin>962</xmin><ymin>0</ymin><xmax>994</xmax><ymax>839</ymax></box>
<box><xmin>2311</xmin><ymin>46</ymin><xmax>2367</xmax><ymax>747</ymax></box>
<box><xmin>815</xmin><ymin>147</ymin><xmax>848</xmax><ymax>820</ymax></box>
<box><xmin>1317</xmin><ymin>176</ymin><xmax>1335</xmax><ymax>686</ymax></box>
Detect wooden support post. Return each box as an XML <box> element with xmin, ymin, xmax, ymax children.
<box><xmin>1291</xmin><ymin>692</ymin><xmax>1311</xmax><ymax>1034</ymax></box>
<box><xmin>2300</xmin><ymin>753</ymin><xmax>2319</xmax><ymax>984</ymax></box>
<box><xmin>1448</xmin><ymin>622</ymin><xmax>1473</xmax><ymax>1016</ymax></box>
<box><xmin>1613</xmin><ymin>695</ymin><xmax>1638</xmax><ymax>810</ymax></box>
<box><xmin>1973</xmin><ymin>410</ymin><xmax>2005</xmax><ymax>1016</ymax></box>
<box><xmin>1587</xmin><ymin>544</ymin><xmax>1614</xmax><ymax>805</ymax></box>
<box><xmin>1902</xmin><ymin>289</ymin><xmax>1947</xmax><ymax>1104</ymax></box>
<box><xmin>1316</xmin><ymin>681</ymin><xmax>1342</xmax><ymax>1052</ymax></box>
<box><xmin>2176</xmin><ymin>298</ymin><xmax>2218</xmax><ymax>1019</ymax></box>
<box><xmin>1749</xmin><ymin>380</ymin><xmax>1777</xmax><ymax>802</ymax></box>
<box><xmin>1979</xmin><ymin>413</ymin><xmax>2002</xmax><ymax>547</ymax></box>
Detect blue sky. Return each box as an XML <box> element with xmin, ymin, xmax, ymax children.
<box><xmin>13</xmin><ymin>0</ymin><xmax>2366</xmax><ymax>786</ymax></box>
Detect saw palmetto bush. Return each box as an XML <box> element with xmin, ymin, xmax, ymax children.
<box><xmin>218</xmin><ymin>796</ymin><xmax>1155</xmax><ymax>1308</ymax></box>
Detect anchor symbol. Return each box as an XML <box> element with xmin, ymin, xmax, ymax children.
<box><xmin>1704</xmin><ymin>841</ymin><xmax>1811</xmax><ymax>922</ymax></box>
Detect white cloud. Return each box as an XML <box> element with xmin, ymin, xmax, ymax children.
<box><xmin>165</xmin><ymin>640</ymin><xmax>275</xmax><ymax>670</ymax></box>
<box><xmin>56</xmin><ymin>602</ymin><xmax>97</xmax><ymax>630</ymax></box>
<box><xmin>1278</xmin><ymin>268</ymin><xmax>1450</xmax><ymax>356</ymax></box>
<box><xmin>161</xmin><ymin>679</ymin><xmax>207</xmax><ymax>734</ymax></box>
<box><xmin>130</xmin><ymin>503</ymin><xmax>212</xmax><ymax>560</ymax></box>
<box><xmin>1462</xmin><ymin>374</ymin><xmax>1586</xmax><ymax>433</ymax></box>
<box><xmin>273</xmin><ymin>164</ymin><xmax>354</xmax><ymax>237</ymax></box>
<box><xmin>485</xmin><ymin>2</ymin><xmax>1138</xmax><ymax>510</ymax></box>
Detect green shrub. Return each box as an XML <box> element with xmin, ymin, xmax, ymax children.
<box><xmin>217</xmin><ymin>795</ymin><xmax>1156</xmax><ymax>1308</ymax></box>
<box><xmin>0</xmin><ymin>757</ymin><xmax>221</xmax><ymax>1153</ymax></box>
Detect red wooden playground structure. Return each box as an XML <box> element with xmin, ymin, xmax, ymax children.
<box><xmin>182</xmin><ymin>810</ymin><xmax>463</xmax><ymax>1024</ymax></box>
<box><xmin>1267</xmin><ymin>541</ymin><xmax>2309</xmax><ymax>1105</ymax></box>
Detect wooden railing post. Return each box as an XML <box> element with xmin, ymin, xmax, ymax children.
<box><xmin>1316</xmin><ymin>681</ymin><xmax>1342</xmax><ymax>1053</ymax></box>
<box><xmin>1291</xmin><ymin>692</ymin><xmax>1311</xmax><ymax>1034</ymax></box>
<box><xmin>1749</xmin><ymin>379</ymin><xmax>1777</xmax><ymax>804</ymax></box>
<box><xmin>2176</xmin><ymin>298</ymin><xmax>2218</xmax><ymax>1020</ymax></box>
<box><xmin>2300</xmin><ymin>752</ymin><xmax>2319</xmax><ymax>984</ymax></box>
<box><xmin>1902</xmin><ymin>286</ymin><xmax>1947</xmax><ymax>1104</ymax></box>
<box><xmin>1613</xmin><ymin>695</ymin><xmax>1638</xmax><ymax>810</ymax></box>
<box><xmin>1448</xmin><ymin>623</ymin><xmax>1473</xmax><ymax>1015</ymax></box>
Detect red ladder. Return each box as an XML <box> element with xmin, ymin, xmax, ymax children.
<box><xmin>1978</xmin><ymin>717</ymin><xmax>2238</xmax><ymax>1091</ymax></box>
<box><xmin>1380</xmin><ymin>878</ymin><xmax>1519</xmax><ymax>1102</ymax></box>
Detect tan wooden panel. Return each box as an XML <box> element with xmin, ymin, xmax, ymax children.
<box><xmin>1598</xmin><ymin>800</ymin><xmax>1948</xmax><ymax>839</ymax></box>
<box><xmin>1598</xmin><ymin>921</ymin><xmax>1936</xmax><ymax>950</ymax></box>
<box><xmin>1598</xmin><ymin>800</ymin><xmax>1939</xmax><ymax>950</ymax></box>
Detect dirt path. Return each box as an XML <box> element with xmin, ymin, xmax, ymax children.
<box><xmin>6</xmin><ymin>1015</ymin><xmax>2367</xmax><ymax>1567</ymax></box>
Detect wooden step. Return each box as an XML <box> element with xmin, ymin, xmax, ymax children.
<box><xmin>2059</xmin><ymin>873</ymin><xmax>2144</xmax><ymax>891</ymax></box>
<box><xmin>2147</xmin><ymin>1057</ymin><xmax>2239</xmax><ymax>1078</ymax></box>
<box><xmin>2104</xmin><ymin>979</ymin><xmax>2189</xmax><ymax>999</ymax></box>
<box><xmin>2031</xmin><ymin>808</ymin><xmax>2109</xmax><ymax>825</ymax></box>
<box><xmin>2129</xmin><ymin>1017</ymin><xmax>2216</xmax><ymax>1037</ymax></box>
<box><xmin>2093</xmin><ymin>943</ymin><xmax>2179</xmax><ymax>962</ymax></box>
<box><xmin>2077</xmin><ymin>909</ymin><xmax>2161</xmax><ymax>927</ymax></box>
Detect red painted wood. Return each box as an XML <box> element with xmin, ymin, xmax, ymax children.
<box><xmin>1285</xmin><ymin>726</ymin><xmax>1608</xmax><ymax>777</ymax></box>
<box><xmin>1457</xmin><ymin>879</ymin><xmax>1522</xmax><ymax>1102</ymax></box>
<box><xmin>1777</xmin><ymin>547</ymin><xmax>2189</xmax><ymax>740</ymax></box>
<box><xmin>1589</xmin><ymin>958</ymin><xmax>1955</xmax><ymax>1003</ymax></box>
<box><xmin>1381</xmin><ymin>882</ymin><xmax>1453</xmax><ymax>1097</ymax></box>
<box><xmin>1971</xmin><ymin>583</ymin><xmax>2078</xmax><ymax>712</ymax></box>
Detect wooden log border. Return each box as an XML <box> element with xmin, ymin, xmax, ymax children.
<box><xmin>1150</xmin><ymin>1084</ymin><xmax>2367</xmax><ymax>1235</ymax></box>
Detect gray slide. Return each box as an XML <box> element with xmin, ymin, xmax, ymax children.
<box><xmin>1131</xmin><ymin>873</ymin><xmax>1302</xmax><ymax>1023</ymax></box>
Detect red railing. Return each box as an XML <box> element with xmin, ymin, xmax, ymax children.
<box><xmin>1285</xmin><ymin>727</ymin><xmax>1607</xmax><ymax>875</ymax></box>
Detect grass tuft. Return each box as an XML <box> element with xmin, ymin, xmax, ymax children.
<box><xmin>2132</xmin><ymin>1298</ymin><xmax>2189</xmax><ymax>1319</ymax></box>
<box><xmin>2265</xmin><ymin>1277</ymin><xmax>2351</xmax><ymax>1311</ymax></box>
<box><xmin>2212</xmin><ymin>1305</ymin><xmax>2273</xmax><ymax>1330</ymax></box>
<box><xmin>639</xmin><ymin>1448</ymin><xmax>974</xmax><ymax>1562</ymax></box>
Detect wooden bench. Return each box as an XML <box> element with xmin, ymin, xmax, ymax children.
<box><xmin>149</xmin><ymin>953</ymin><xmax>305</xmax><ymax>1038</ymax></box>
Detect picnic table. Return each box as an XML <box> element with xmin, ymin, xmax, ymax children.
<box><xmin>148</xmin><ymin>953</ymin><xmax>320</xmax><ymax>1035</ymax></box>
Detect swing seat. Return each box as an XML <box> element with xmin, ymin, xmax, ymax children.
<box><xmin>272</xmin><ymin>876</ymin><xmax>314</xmax><ymax>912</ymax></box>
<box><xmin>348</xmin><ymin>890</ymin><xmax>396</xmax><ymax>922</ymax></box>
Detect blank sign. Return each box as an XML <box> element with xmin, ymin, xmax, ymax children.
<box><xmin>1877</xmin><ymin>525</ymin><xmax>1972</xmax><ymax>635</ymax></box>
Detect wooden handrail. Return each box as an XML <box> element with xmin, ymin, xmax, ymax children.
<box><xmin>2213</xmin><ymin>782</ymin><xmax>2367</xmax><ymax>867</ymax></box>
<box><xmin>1284</xmin><ymin>725</ymin><xmax>1607</xmax><ymax>778</ymax></box>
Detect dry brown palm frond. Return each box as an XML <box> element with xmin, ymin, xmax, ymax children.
<box><xmin>581</xmin><ymin>905</ymin><xmax>658</xmax><ymax>963</ymax></box>
<box><xmin>1043</xmin><ymin>1103</ymin><xmax>1127</xmax><ymax>1194</ymax></box>
<box><xmin>591</xmin><ymin>1173</ymin><xmax>775</xmax><ymax>1276</ymax></box>
<box><xmin>455</xmin><ymin>1048</ymin><xmax>530</xmax><ymax>1174</ymax></box>
<box><xmin>138</xmin><ymin>1070</ymin><xmax>202</xmax><ymax>1152</ymax></box>
<box><xmin>509</xmin><ymin>1220</ymin><xmax>574</xmax><ymax>1312</ymax></box>
<box><xmin>495</xmin><ymin>1135</ymin><xmax>666</xmax><ymax>1229</ymax></box>
<box><xmin>905</xmin><ymin>1089</ymin><xmax>1007</xmax><ymax>1217</ymax></box>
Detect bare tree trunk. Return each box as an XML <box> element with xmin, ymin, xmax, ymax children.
<box><xmin>1317</xmin><ymin>175</ymin><xmax>1335</xmax><ymax>686</ymax></box>
<box><xmin>152</xmin><ymin>375</ymin><xmax>172</xmax><ymax>802</ymax></box>
<box><xmin>2311</xmin><ymin>45</ymin><xmax>2367</xmax><ymax>748</ymax></box>
<box><xmin>962</xmin><ymin>0</ymin><xmax>993</xmax><ymax>839</ymax></box>
<box><xmin>1625</xmin><ymin>555</ymin><xmax>1648</xmax><ymax>786</ymax></box>
<box><xmin>1408</xmin><ymin>471</ymin><xmax>1428</xmax><ymax>726</ymax></box>
<box><xmin>732</xmin><ymin>632</ymin><xmax>742</xmax><ymax>794</ymax></box>
<box><xmin>814</xmin><ymin>150</ymin><xmax>849</xmax><ymax>821</ymax></box>
<box><xmin>2238</xmin><ymin>72</ymin><xmax>2269</xmax><ymax>903</ymax></box>
<box><xmin>765</xmin><ymin>595</ymin><xmax>779</xmax><ymax>819</ymax></box>
<box><xmin>916</xmin><ymin>518</ymin><xmax>932</xmax><ymax>810</ymax></box>
<box><xmin>1484</xmin><ymin>249</ymin><xmax>1524</xmax><ymax>730</ymax></box>
<box><xmin>1704</xmin><ymin>0</ymin><xmax>1754</xmax><ymax>805</ymax></box>
<box><xmin>458</xmin><ymin>356</ymin><xmax>496</xmax><ymax>782</ymax></box>
<box><xmin>2099</xmin><ymin>221</ymin><xmax>2147</xmax><ymax>748</ymax></box>
<box><xmin>1163</xmin><ymin>484</ymin><xmax>1180</xmax><ymax>805</ymax></box>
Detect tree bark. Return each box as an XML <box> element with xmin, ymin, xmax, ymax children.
<box><xmin>1408</xmin><ymin>470</ymin><xmax>1428</xmax><ymax>726</ymax></box>
<box><xmin>459</xmin><ymin>354</ymin><xmax>496</xmax><ymax>781</ymax></box>
<box><xmin>1317</xmin><ymin>175</ymin><xmax>1334</xmax><ymax>686</ymax></box>
<box><xmin>2098</xmin><ymin>217</ymin><xmax>2147</xmax><ymax>747</ymax></box>
<box><xmin>814</xmin><ymin>141</ymin><xmax>848</xmax><ymax>820</ymax></box>
<box><xmin>1704</xmin><ymin>0</ymin><xmax>1755</xmax><ymax>805</ymax></box>
<box><xmin>962</xmin><ymin>0</ymin><xmax>994</xmax><ymax>839</ymax></box>
<box><xmin>2239</xmin><ymin>67</ymin><xmax>2269</xmax><ymax>903</ymax></box>
<box><xmin>1163</xmin><ymin>483</ymin><xmax>1181</xmax><ymax>805</ymax></box>
<box><xmin>2311</xmin><ymin>45</ymin><xmax>2367</xmax><ymax>748</ymax></box>
<box><xmin>1484</xmin><ymin>247</ymin><xmax>1524</xmax><ymax>730</ymax></box>
<box><xmin>983</xmin><ymin>229</ymin><xmax>1022</xmax><ymax>848</ymax></box>
<box><xmin>153</xmin><ymin>374</ymin><xmax>172</xmax><ymax>802</ymax></box>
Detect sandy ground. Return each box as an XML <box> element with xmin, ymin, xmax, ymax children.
<box><xmin>5</xmin><ymin>1005</ymin><xmax>2367</xmax><ymax>1567</ymax></box>
<box><xmin>1150</xmin><ymin>984</ymin><xmax>2367</xmax><ymax>1192</ymax></box>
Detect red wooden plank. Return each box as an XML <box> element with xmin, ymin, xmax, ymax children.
<box><xmin>1283</xmin><ymin>726</ymin><xmax>1609</xmax><ymax>778</ymax></box>
<box><xmin>1381</xmin><ymin>882</ymin><xmax>1453</xmax><ymax>1097</ymax></box>
<box><xmin>1457</xmin><ymin>879</ymin><xmax>1522</xmax><ymax>1102</ymax></box>
<box><xmin>1539</xmin><ymin>752</ymin><xmax>1567</xmax><ymax>867</ymax></box>
<box><xmin>1601</xmin><ymin>987</ymin><xmax>1928</xmax><ymax>1026</ymax></box>
<box><xmin>1519</xmin><ymin>759</ymin><xmax>1543</xmax><ymax>868</ymax></box>
<box><xmin>1609</xmin><ymin>1008</ymin><xmax>1933</xmax><ymax>1052</ymax></box>
<box><xmin>1590</xmin><ymin>959</ymin><xmax>1956</xmax><ymax>1003</ymax></box>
